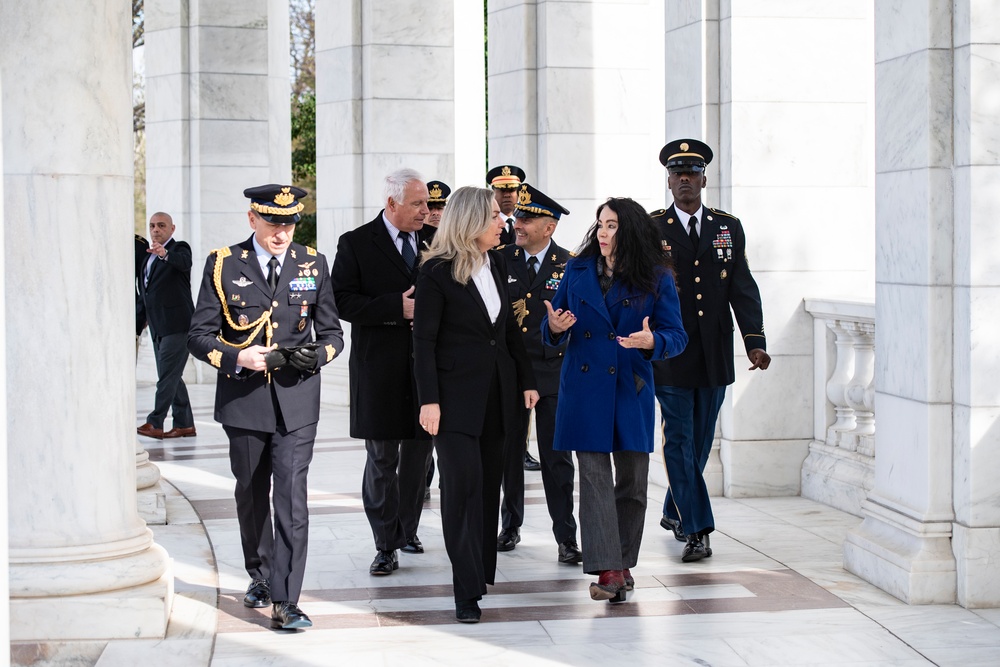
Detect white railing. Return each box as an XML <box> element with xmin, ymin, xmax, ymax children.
<box><xmin>801</xmin><ymin>299</ymin><xmax>876</xmax><ymax>516</ymax></box>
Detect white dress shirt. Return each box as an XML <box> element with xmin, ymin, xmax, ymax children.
<box><xmin>472</xmin><ymin>255</ymin><xmax>502</xmax><ymax>324</ymax></box>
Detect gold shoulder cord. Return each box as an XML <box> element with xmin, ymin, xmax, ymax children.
<box><xmin>211</xmin><ymin>247</ymin><xmax>273</xmax><ymax>351</ymax></box>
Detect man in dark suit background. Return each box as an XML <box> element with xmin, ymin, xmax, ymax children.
<box><xmin>331</xmin><ymin>168</ymin><xmax>435</xmax><ymax>576</ymax></box>
<box><xmin>188</xmin><ymin>184</ymin><xmax>343</xmax><ymax>630</ymax></box>
<box><xmin>137</xmin><ymin>212</ymin><xmax>196</xmax><ymax>439</ymax></box>
<box><xmin>652</xmin><ymin>139</ymin><xmax>770</xmax><ymax>562</ymax></box>
<box><xmin>497</xmin><ymin>184</ymin><xmax>582</xmax><ymax>564</ymax></box>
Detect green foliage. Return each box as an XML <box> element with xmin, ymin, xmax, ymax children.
<box><xmin>291</xmin><ymin>93</ymin><xmax>316</xmax><ymax>181</ymax></box>
<box><xmin>295</xmin><ymin>212</ymin><xmax>317</xmax><ymax>250</ymax></box>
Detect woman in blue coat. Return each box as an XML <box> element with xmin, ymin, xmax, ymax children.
<box><xmin>542</xmin><ymin>197</ymin><xmax>687</xmax><ymax>603</ymax></box>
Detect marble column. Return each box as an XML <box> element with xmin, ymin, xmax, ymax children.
<box><xmin>0</xmin><ymin>69</ymin><xmax>9</xmax><ymax>652</ymax></box>
<box><xmin>1</xmin><ymin>0</ymin><xmax>172</xmax><ymax>640</ymax></box>
<box><xmin>488</xmin><ymin>0</ymin><xmax>666</xmax><ymax>245</ymax></box>
<box><xmin>947</xmin><ymin>0</ymin><xmax>1000</xmax><ymax>608</ymax></box>
<box><xmin>844</xmin><ymin>0</ymin><xmax>957</xmax><ymax>604</ymax></box>
<box><xmin>315</xmin><ymin>0</ymin><xmax>455</xmax><ymax>250</ymax></box>
<box><xmin>667</xmin><ymin>1</ymin><xmax>876</xmax><ymax>498</ymax></box>
<box><xmin>145</xmin><ymin>0</ymin><xmax>292</xmax><ymax>320</ymax></box>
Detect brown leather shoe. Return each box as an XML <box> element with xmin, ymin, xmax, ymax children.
<box><xmin>163</xmin><ymin>426</ymin><xmax>197</xmax><ymax>438</ymax></box>
<box><xmin>137</xmin><ymin>423</ymin><xmax>165</xmax><ymax>439</ymax></box>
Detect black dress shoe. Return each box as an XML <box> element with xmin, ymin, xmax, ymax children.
<box><xmin>243</xmin><ymin>579</ymin><xmax>271</xmax><ymax>608</ymax></box>
<box><xmin>681</xmin><ymin>534</ymin><xmax>708</xmax><ymax>562</ymax></box>
<box><xmin>271</xmin><ymin>601</ymin><xmax>312</xmax><ymax>630</ymax></box>
<box><xmin>557</xmin><ymin>540</ymin><xmax>583</xmax><ymax>564</ymax></box>
<box><xmin>400</xmin><ymin>535</ymin><xmax>424</xmax><ymax>554</ymax></box>
<box><xmin>703</xmin><ymin>531</ymin><xmax>713</xmax><ymax>558</ymax></box>
<box><xmin>660</xmin><ymin>515</ymin><xmax>686</xmax><ymax>542</ymax></box>
<box><xmin>455</xmin><ymin>599</ymin><xmax>482</xmax><ymax>623</ymax></box>
<box><xmin>523</xmin><ymin>451</ymin><xmax>541</xmax><ymax>471</ymax></box>
<box><xmin>496</xmin><ymin>527</ymin><xmax>520</xmax><ymax>552</ymax></box>
<box><xmin>369</xmin><ymin>549</ymin><xmax>399</xmax><ymax>575</ymax></box>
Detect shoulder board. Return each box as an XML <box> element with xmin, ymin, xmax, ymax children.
<box><xmin>135</xmin><ymin>233</ymin><xmax>146</xmax><ymax>242</ymax></box>
<box><xmin>211</xmin><ymin>246</ymin><xmax>232</xmax><ymax>258</ymax></box>
<box><xmin>709</xmin><ymin>207</ymin><xmax>738</xmax><ymax>220</ymax></box>
<box><xmin>649</xmin><ymin>208</ymin><xmax>667</xmax><ymax>218</ymax></box>
<box><xmin>568</xmin><ymin>251</ymin><xmax>578</xmax><ymax>258</ymax></box>
<box><xmin>307</xmin><ymin>246</ymin><xmax>317</xmax><ymax>256</ymax></box>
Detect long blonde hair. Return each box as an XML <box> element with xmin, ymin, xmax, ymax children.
<box><xmin>420</xmin><ymin>186</ymin><xmax>496</xmax><ymax>284</ymax></box>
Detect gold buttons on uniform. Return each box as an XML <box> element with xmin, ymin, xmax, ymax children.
<box><xmin>698</xmin><ymin>310</ymin><xmax>704</xmax><ymax>317</ymax></box>
<box><xmin>272</xmin><ymin>300</ymin><xmax>279</xmax><ymax>307</ymax></box>
<box><xmin>526</xmin><ymin>293</ymin><xmax>532</xmax><ymax>299</ymax></box>
<box><xmin>696</xmin><ymin>294</ymin><xmax>703</xmax><ymax>300</ymax></box>
<box><xmin>694</xmin><ymin>260</ymin><xmax>699</xmax><ymax>266</ymax></box>
<box><xmin>522</xmin><ymin>327</ymin><xmax>528</xmax><ymax>333</ymax></box>
<box><xmin>695</xmin><ymin>277</ymin><xmax>701</xmax><ymax>283</ymax></box>
<box><xmin>272</xmin><ymin>322</ymin><xmax>279</xmax><ymax>328</ymax></box>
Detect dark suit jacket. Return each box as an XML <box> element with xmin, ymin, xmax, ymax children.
<box><xmin>413</xmin><ymin>251</ymin><xmax>536</xmax><ymax>437</ymax></box>
<box><xmin>138</xmin><ymin>237</ymin><xmax>194</xmax><ymax>338</ymax></box>
<box><xmin>500</xmin><ymin>241</ymin><xmax>569</xmax><ymax>397</ymax></box>
<box><xmin>188</xmin><ymin>236</ymin><xmax>344</xmax><ymax>432</ymax></box>
<box><xmin>652</xmin><ymin>204</ymin><xmax>765</xmax><ymax>388</ymax></box>
<box><xmin>331</xmin><ymin>212</ymin><xmax>434</xmax><ymax>440</ymax></box>
<box><xmin>135</xmin><ymin>234</ymin><xmax>150</xmax><ymax>335</ymax></box>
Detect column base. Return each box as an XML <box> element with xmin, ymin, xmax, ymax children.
<box><xmin>10</xmin><ymin>572</ymin><xmax>173</xmax><ymax>641</ymax></box>
<box><xmin>720</xmin><ymin>438</ymin><xmax>810</xmax><ymax>497</ymax></box>
<box><xmin>954</xmin><ymin>523</ymin><xmax>1000</xmax><ymax>608</ymax></box>
<box><xmin>844</xmin><ymin>495</ymin><xmax>956</xmax><ymax>604</ymax></box>
<box><xmin>138</xmin><ymin>482</ymin><xmax>168</xmax><ymax>525</ymax></box>
<box><xmin>800</xmin><ymin>440</ymin><xmax>874</xmax><ymax>516</ymax></box>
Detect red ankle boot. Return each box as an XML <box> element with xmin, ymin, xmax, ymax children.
<box><xmin>589</xmin><ymin>570</ymin><xmax>626</xmax><ymax>602</ymax></box>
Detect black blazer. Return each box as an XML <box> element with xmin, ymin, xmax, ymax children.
<box><xmin>135</xmin><ymin>234</ymin><xmax>150</xmax><ymax>335</ymax></box>
<box><xmin>331</xmin><ymin>212</ymin><xmax>434</xmax><ymax>440</ymax></box>
<box><xmin>652</xmin><ymin>204</ymin><xmax>765</xmax><ymax>387</ymax></box>
<box><xmin>500</xmin><ymin>241</ymin><xmax>570</xmax><ymax>397</ymax></box>
<box><xmin>413</xmin><ymin>251</ymin><xmax>536</xmax><ymax>437</ymax></box>
<box><xmin>138</xmin><ymin>237</ymin><xmax>194</xmax><ymax>337</ymax></box>
<box><xmin>188</xmin><ymin>236</ymin><xmax>344</xmax><ymax>432</ymax></box>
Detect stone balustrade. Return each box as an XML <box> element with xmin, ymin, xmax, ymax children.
<box><xmin>801</xmin><ymin>299</ymin><xmax>876</xmax><ymax>516</ymax></box>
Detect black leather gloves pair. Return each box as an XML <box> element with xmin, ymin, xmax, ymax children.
<box><xmin>265</xmin><ymin>343</ymin><xmax>319</xmax><ymax>373</ymax></box>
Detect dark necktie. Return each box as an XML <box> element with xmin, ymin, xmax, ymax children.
<box><xmin>527</xmin><ymin>256</ymin><xmax>538</xmax><ymax>283</ymax></box>
<box><xmin>506</xmin><ymin>218</ymin><xmax>514</xmax><ymax>239</ymax></box>
<box><xmin>400</xmin><ymin>231</ymin><xmax>415</xmax><ymax>270</ymax></box>
<box><xmin>688</xmin><ymin>215</ymin><xmax>699</xmax><ymax>248</ymax></box>
<box><xmin>266</xmin><ymin>256</ymin><xmax>279</xmax><ymax>293</ymax></box>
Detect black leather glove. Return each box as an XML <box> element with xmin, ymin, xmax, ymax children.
<box><xmin>265</xmin><ymin>348</ymin><xmax>291</xmax><ymax>372</ymax></box>
<box><xmin>289</xmin><ymin>344</ymin><xmax>319</xmax><ymax>371</ymax></box>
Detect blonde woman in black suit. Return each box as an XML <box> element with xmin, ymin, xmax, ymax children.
<box><xmin>413</xmin><ymin>186</ymin><xmax>538</xmax><ymax>623</ymax></box>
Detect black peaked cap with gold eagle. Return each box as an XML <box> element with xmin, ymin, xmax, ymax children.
<box><xmin>658</xmin><ymin>139</ymin><xmax>714</xmax><ymax>173</ymax></box>
<box><xmin>426</xmin><ymin>180</ymin><xmax>451</xmax><ymax>205</ymax></box>
<box><xmin>244</xmin><ymin>184</ymin><xmax>308</xmax><ymax>224</ymax></box>
<box><xmin>513</xmin><ymin>183</ymin><xmax>569</xmax><ymax>220</ymax></box>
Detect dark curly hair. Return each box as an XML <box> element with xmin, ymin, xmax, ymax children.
<box><xmin>576</xmin><ymin>197</ymin><xmax>673</xmax><ymax>294</ymax></box>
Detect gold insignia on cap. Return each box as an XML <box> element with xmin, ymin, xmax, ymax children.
<box><xmin>512</xmin><ymin>298</ymin><xmax>528</xmax><ymax>327</ymax></box>
<box><xmin>429</xmin><ymin>183</ymin><xmax>442</xmax><ymax>199</ymax></box>
<box><xmin>207</xmin><ymin>349</ymin><xmax>222</xmax><ymax>368</ymax></box>
<box><xmin>326</xmin><ymin>344</ymin><xmax>336</xmax><ymax>362</ymax></box>
<box><xmin>518</xmin><ymin>185</ymin><xmax>531</xmax><ymax>206</ymax></box>
<box><xmin>680</xmin><ymin>142</ymin><xmax>689</xmax><ymax>151</ymax></box>
<box><xmin>502</xmin><ymin>166</ymin><xmax>512</xmax><ymax>177</ymax></box>
<box><xmin>274</xmin><ymin>187</ymin><xmax>295</xmax><ymax>206</ymax></box>
<box><xmin>241</xmin><ymin>249</ymin><xmax>250</xmax><ymax>259</ymax></box>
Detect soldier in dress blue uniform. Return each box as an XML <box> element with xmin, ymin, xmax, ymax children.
<box><xmin>188</xmin><ymin>184</ymin><xmax>344</xmax><ymax>630</ymax></box>
<box><xmin>496</xmin><ymin>184</ymin><xmax>582</xmax><ymax>563</ymax></box>
<box><xmin>486</xmin><ymin>164</ymin><xmax>526</xmax><ymax>248</ymax></box>
<box><xmin>651</xmin><ymin>139</ymin><xmax>770</xmax><ymax>562</ymax></box>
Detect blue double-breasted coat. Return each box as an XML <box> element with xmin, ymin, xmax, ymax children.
<box><xmin>541</xmin><ymin>255</ymin><xmax>688</xmax><ymax>453</ymax></box>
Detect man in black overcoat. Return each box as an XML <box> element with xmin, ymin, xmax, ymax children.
<box><xmin>188</xmin><ymin>184</ymin><xmax>344</xmax><ymax>630</ymax></box>
<box><xmin>331</xmin><ymin>168</ymin><xmax>435</xmax><ymax>575</ymax></box>
<box><xmin>652</xmin><ymin>139</ymin><xmax>770</xmax><ymax>563</ymax></box>
<box><xmin>497</xmin><ymin>184</ymin><xmax>582</xmax><ymax>564</ymax></box>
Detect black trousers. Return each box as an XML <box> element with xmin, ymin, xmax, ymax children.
<box><xmin>500</xmin><ymin>394</ymin><xmax>578</xmax><ymax>544</ymax></box>
<box><xmin>435</xmin><ymin>372</ymin><xmax>505</xmax><ymax>603</ymax></box>
<box><xmin>225</xmin><ymin>418</ymin><xmax>317</xmax><ymax>604</ymax></box>
<box><xmin>362</xmin><ymin>438</ymin><xmax>434</xmax><ymax>551</ymax></box>
<box><xmin>147</xmin><ymin>331</ymin><xmax>193</xmax><ymax>429</ymax></box>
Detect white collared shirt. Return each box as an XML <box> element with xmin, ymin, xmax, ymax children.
<box><xmin>472</xmin><ymin>255</ymin><xmax>501</xmax><ymax>323</ymax></box>
<box><xmin>383</xmin><ymin>213</ymin><xmax>417</xmax><ymax>258</ymax></box>
<box><xmin>525</xmin><ymin>240</ymin><xmax>552</xmax><ymax>270</ymax></box>
<box><xmin>673</xmin><ymin>205</ymin><xmax>705</xmax><ymax>238</ymax></box>
<box><xmin>251</xmin><ymin>235</ymin><xmax>288</xmax><ymax>277</ymax></box>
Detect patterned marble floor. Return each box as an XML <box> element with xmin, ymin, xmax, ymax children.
<box><xmin>17</xmin><ymin>351</ymin><xmax>1000</xmax><ymax>666</ymax></box>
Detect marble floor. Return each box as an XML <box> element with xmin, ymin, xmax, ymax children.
<box><xmin>14</xmin><ymin>353</ymin><xmax>1000</xmax><ymax>666</ymax></box>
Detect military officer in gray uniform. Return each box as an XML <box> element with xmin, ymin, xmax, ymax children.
<box><xmin>497</xmin><ymin>183</ymin><xmax>582</xmax><ymax>564</ymax></box>
<box><xmin>188</xmin><ymin>184</ymin><xmax>344</xmax><ymax>630</ymax></box>
<box><xmin>651</xmin><ymin>139</ymin><xmax>770</xmax><ymax>562</ymax></box>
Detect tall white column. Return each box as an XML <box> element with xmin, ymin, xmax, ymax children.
<box><xmin>145</xmin><ymin>0</ymin><xmax>292</xmax><ymax>277</ymax></box>
<box><xmin>488</xmin><ymin>0</ymin><xmax>665</xmax><ymax>245</ymax></box>
<box><xmin>667</xmin><ymin>1</ymin><xmax>876</xmax><ymax>498</ymax></box>
<box><xmin>1</xmin><ymin>0</ymin><xmax>171</xmax><ymax>640</ymax></box>
<box><xmin>949</xmin><ymin>0</ymin><xmax>1000</xmax><ymax>608</ymax></box>
<box><xmin>844</xmin><ymin>0</ymin><xmax>957</xmax><ymax>604</ymax></box>
<box><xmin>316</xmin><ymin>0</ymin><xmax>456</xmax><ymax>251</ymax></box>
<box><xmin>0</xmin><ymin>67</ymin><xmax>10</xmax><ymax>655</ymax></box>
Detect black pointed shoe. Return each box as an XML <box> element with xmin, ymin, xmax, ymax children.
<box><xmin>523</xmin><ymin>451</ymin><xmax>541</xmax><ymax>471</ymax></box>
<box><xmin>660</xmin><ymin>515</ymin><xmax>686</xmax><ymax>542</ymax></box>
<box><xmin>681</xmin><ymin>534</ymin><xmax>709</xmax><ymax>562</ymax></box>
<box><xmin>369</xmin><ymin>549</ymin><xmax>399</xmax><ymax>575</ymax></box>
<box><xmin>703</xmin><ymin>531</ymin><xmax>713</xmax><ymax>558</ymax></box>
<box><xmin>557</xmin><ymin>540</ymin><xmax>583</xmax><ymax>564</ymax></box>
<box><xmin>271</xmin><ymin>601</ymin><xmax>312</xmax><ymax>630</ymax></box>
<box><xmin>400</xmin><ymin>535</ymin><xmax>424</xmax><ymax>554</ymax></box>
<box><xmin>243</xmin><ymin>579</ymin><xmax>271</xmax><ymax>608</ymax></box>
<box><xmin>496</xmin><ymin>527</ymin><xmax>520</xmax><ymax>552</ymax></box>
<box><xmin>455</xmin><ymin>599</ymin><xmax>482</xmax><ymax>623</ymax></box>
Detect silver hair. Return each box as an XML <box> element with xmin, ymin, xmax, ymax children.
<box><xmin>383</xmin><ymin>168</ymin><xmax>425</xmax><ymax>206</ymax></box>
